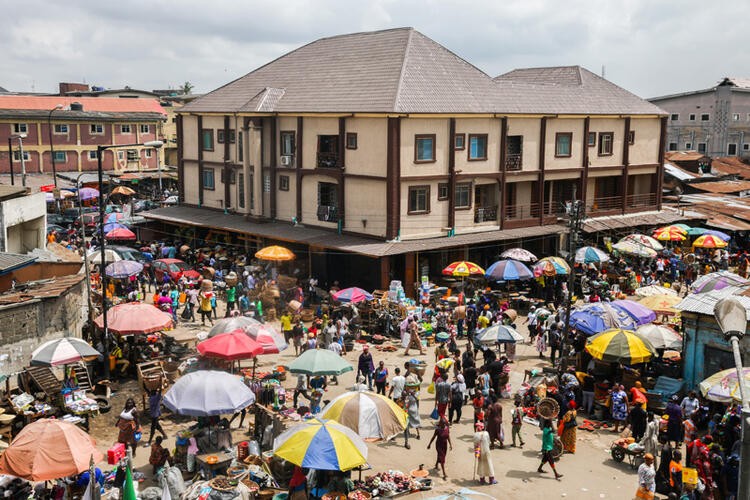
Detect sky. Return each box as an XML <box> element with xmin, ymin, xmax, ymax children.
<box><xmin>2</xmin><ymin>0</ymin><xmax>748</xmax><ymax>99</ymax></box>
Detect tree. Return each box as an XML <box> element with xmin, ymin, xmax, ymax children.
<box><xmin>180</xmin><ymin>81</ymin><xmax>194</xmax><ymax>95</ymax></box>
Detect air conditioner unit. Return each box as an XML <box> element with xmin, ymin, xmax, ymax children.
<box><xmin>280</xmin><ymin>155</ymin><xmax>292</xmax><ymax>166</ymax></box>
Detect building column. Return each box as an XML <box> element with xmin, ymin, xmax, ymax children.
<box><xmin>296</xmin><ymin>117</ymin><xmax>303</xmax><ymax>222</ymax></box>
<box><xmin>581</xmin><ymin>116</ymin><xmax>590</xmax><ymax>204</ymax></box>
<box><xmin>499</xmin><ymin>116</ymin><xmax>507</xmax><ymax>229</ymax></box>
<box><xmin>224</xmin><ymin>115</ymin><xmax>231</xmax><ymax>209</ymax></box>
<box><xmin>197</xmin><ymin>116</ymin><xmax>204</xmax><ymax>206</ymax></box>
<box><xmin>177</xmin><ymin>115</ymin><xmax>184</xmax><ymax>202</ymax></box>
<box><xmin>386</xmin><ymin>118</ymin><xmax>401</xmax><ymax>240</ymax></box>
<box><xmin>404</xmin><ymin>252</ymin><xmax>416</xmax><ymax>299</ymax></box>
<box><xmin>270</xmin><ymin>117</ymin><xmax>278</xmax><ymax>219</ymax></box>
<box><xmin>338</xmin><ymin>117</ymin><xmax>346</xmax><ymax>229</ymax></box>
<box><xmin>656</xmin><ymin>116</ymin><xmax>667</xmax><ymax>210</ymax></box>
<box><xmin>621</xmin><ymin>116</ymin><xmax>631</xmax><ymax>214</ymax></box>
<box><xmin>537</xmin><ymin>117</ymin><xmax>547</xmax><ymax>224</ymax></box>
<box><xmin>379</xmin><ymin>256</ymin><xmax>391</xmax><ymax>291</ymax></box>
<box><xmin>448</xmin><ymin>118</ymin><xmax>456</xmax><ymax>229</ymax></box>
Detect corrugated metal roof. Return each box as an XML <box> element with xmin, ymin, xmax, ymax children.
<box><xmin>181</xmin><ymin>28</ymin><xmax>664</xmax><ymax>116</ymax></box>
<box><xmin>582</xmin><ymin>209</ymin><xmax>702</xmax><ymax>233</ymax></box>
<box><xmin>676</xmin><ymin>286</ymin><xmax>750</xmax><ymax>320</ymax></box>
<box><xmin>0</xmin><ymin>252</ymin><xmax>36</xmax><ymax>274</ymax></box>
<box><xmin>665</xmin><ymin>151</ymin><xmax>708</xmax><ymax>162</ymax></box>
<box><xmin>0</xmin><ymin>274</ymin><xmax>85</xmax><ymax>304</ymax></box>
<box><xmin>664</xmin><ymin>162</ymin><xmax>698</xmax><ymax>181</ymax></box>
<box><xmin>689</xmin><ymin>180</ymin><xmax>750</xmax><ymax>194</ymax></box>
<box><xmin>0</xmin><ymin>95</ymin><xmax>166</xmax><ymax>114</ymax></box>
<box><xmin>142</xmin><ymin>206</ymin><xmax>566</xmax><ymax>258</ymax></box>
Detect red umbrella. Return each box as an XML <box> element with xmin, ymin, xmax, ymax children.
<box><xmin>105</xmin><ymin>227</ymin><xmax>136</xmax><ymax>240</ymax></box>
<box><xmin>197</xmin><ymin>330</ymin><xmax>264</xmax><ymax>360</ymax></box>
<box><xmin>246</xmin><ymin>324</ymin><xmax>289</xmax><ymax>354</ymax></box>
<box><xmin>94</xmin><ymin>302</ymin><xmax>173</xmax><ymax>335</ymax></box>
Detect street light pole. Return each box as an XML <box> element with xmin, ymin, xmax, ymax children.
<box><xmin>75</xmin><ymin>173</ymin><xmax>94</xmax><ymax>326</ymax></box>
<box><xmin>10</xmin><ymin>134</ymin><xmax>27</xmax><ymax>187</ymax></box>
<box><xmin>561</xmin><ymin>194</ymin><xmax>585</xmax><ymax>365</ymax></box>
<box><xmin>714</xmin><ymin>297</ymin><xmax>750</xmax><ymax>498</ymax></box>
<box><xmin>6</xmin><ymin>138</ymin><xmax>14</xmax><ymax>186</ymax></box>
<box><xmin>48</xmin><ymin>104</ymin><xmax>64</xmax><ymax>188</ymax></box>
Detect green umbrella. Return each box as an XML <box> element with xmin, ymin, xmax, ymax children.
<box><xmin>687</xmin><ymin>227</ymin><xmax>707</xmax><ymax>236</ymax></box>
<box><xmin>674</xmin><ymin>223</ymin><xmax>692</xmax><ymax>231</ymax></box>
<box><xmin>284</xmin><ymin>349</ymin><xmax>354</xmax><ymax>376</ymax></box>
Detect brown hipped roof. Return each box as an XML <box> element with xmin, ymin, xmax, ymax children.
<box><xmin>181</xmin><ymin>28</ymin><xmax>664</xmax><ymax>116</ymax></box>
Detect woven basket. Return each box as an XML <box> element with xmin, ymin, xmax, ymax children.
<box><xmin>536</xmin><ymin>397</ymin><xmax>560</xmax><ymax>420</ymax></box>
<box><xmin>143</xmin><ymin>374</ymin><xmax>163</xmax><ymax>391</ymax></box>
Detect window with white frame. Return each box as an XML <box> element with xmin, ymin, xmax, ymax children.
<box><xmin>54</xmin><ymin>124</ymin><xmax>68</xmax><ymax>134</ymax></box>
<box><xmin>53</xmin><ymin>151</ymin><xmax>66</xmax><ymax>162</ymax></box>
<box><xmin>728</xmin><ymin>143</ymin><xmax>738</xmax><ymax>156</ymax></box>
<box><xmin>744</xmin><ymin>144</ymin><xmax>750</xmax><ymax>151</ymax></box>
<box><xmin>117</xmin><ymin>151</ymin><xmax>125</xmax><ymax>160</ymax></box>
<box><xmin>685</xmin><ymin>142</ymin><xmax>692</xmax><ymax>150</ymax></box>
<box><xmin>88</xmin><ymin>151</ymin><xmax>97</xmax><ymax>160</ymax></box>
<box><xmin>90</xmin><ymin>123</ymin><xmax>104</xmax><ymax>134</ymax></box>
<box><xmin>701</xmin><ymin>113</ymin><xmax>710</xmax><ymax>121</ymax></box>
<box><xmin>12</xmin><ymin>151</ymin><xmax>29</xmax><ymax>161</ymax></box>
<box><xmin>120</xmin><ymin>124</ymin><xmax>132</xmax><ymax>134</ymax></box>
<box><xmin>689</xmin><ymin>114</ymin><xmax>696</xmax><ymax>121</ymax></box>
<box><xmin>13</xmin><ymin>123</ymin><xmax>27</xmax><ymax>134</ymax></box>
<box><xmin>733</xmin><ymin>113</ymin><xmax>741</xmax><ymax>121</ymax></box>
<box><xmin>145</xmin><ymin>149</ymin><xmax>153</xmax><ymax>158</ymax></box>
<box><xmin>140</xmin><ymin>124</ymin><xmax>149</xmax><ymax>134</ymax></box>
<box><xmin>126</xmin><ymin>149</ymin><xmax>138</xmax><ymax>161</ymax></box>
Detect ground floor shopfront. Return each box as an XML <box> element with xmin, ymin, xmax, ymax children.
<box><xmin>142</xmin><ymin>206</ymin><xmax>565</xmax><ymax>295</ymax></box>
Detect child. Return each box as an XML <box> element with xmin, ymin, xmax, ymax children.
<box><xmin>510</xmin><ymin>399</ymin><xmax>525</xmax><ymax>448</ymax></box>
<box><xmin>149</xmin><ymin>436</ymin><xmax>170</xmax><ymax>474</ymax></box>
<box><xmin>473</xmin><ymin>392</ymin><xmax>485</xmax><ymax>425</ymax></box>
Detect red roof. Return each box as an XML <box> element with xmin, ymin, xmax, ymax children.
<box><xmin>0</xmin><ymin>95</ymin><xmax>166</xmax><ymax>115</ymax></box>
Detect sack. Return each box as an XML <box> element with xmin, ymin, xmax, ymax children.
<box><xmin>430</xmin><ymin>407</ymin><xmax>439</xmax><ymax>420</ymax></box>
<box><xmin>180</xmin><ymin>305</ymin><xmax>191</xmax><ymax>319</ymax></box>
<box><xmin>427</xmin><ymin>382</ymin><xmax>435</xmax><ymax>394</ymax></box>
<box><xmin>634</xmin><ymin>486</ymin><xmax>654</xmax><ymax>500</ymax></box>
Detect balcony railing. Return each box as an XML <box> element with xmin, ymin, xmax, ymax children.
<box><xmin>474</xmin><ymin>205</ymin><xmax>498</xmax><ymax>223</ymax></box>
<box><xmin>505</xmin><ymin>153</ymin><xmax>522</xmax><ymax>171</ymax></box>
<box><xmin>626</xmin><ymin>193</ymin><xmax>657</xmax><ymax>208</ymax></box>
<box><xmin>505</xmin><ymin>203</ymin><xmax>540</xmax><ymax>220</ymax></box>
<box><xmin>587</xmin><ymin>196</ymin><xmax>623</xmax><ymax>213</ymax></box>
<box><xmin>317</xmin><ymin>205</ymin><xmax>339</xmax><ymax>222</ymax></box>
<box><xmin>316</xmin><ymin>152</ymin><xmax>340</xmax><ymax>169</ymax></box>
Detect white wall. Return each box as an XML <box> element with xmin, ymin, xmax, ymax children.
<box><xmin>0</xmin><ymin>192</ymin><xmax>47</xmax><ymax>253</ymax></box>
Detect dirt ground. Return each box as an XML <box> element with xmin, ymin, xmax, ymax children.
<box><xmin>89</xmin><ymin>304</ymin><xmax>646</xmax><ymax>500</ymax></box>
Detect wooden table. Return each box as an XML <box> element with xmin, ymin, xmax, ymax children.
<box><xmin>196</xmin><ymin>450</ymin><xmax>234</xmax><ymax>477</ymax></box>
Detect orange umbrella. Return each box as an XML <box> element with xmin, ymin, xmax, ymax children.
<box><xmin>94</xmin><ymin>302</ymin><xmax>173</xmax><ymax>335</ymax></box>
<box><xmin>652</xmin><ymin>227</ymin><xmax>686</xmax><ymax>241</ymax></box>
<box><xmin>693</xmin><ymin>234</ymin><xmax>728</xmax><ymax>249</ymax></box>
<box><xmin>111</xmin><ymin>186</ymin><xmax>136</xmax><ymax>196</ymax></box>
<box><xmin>0</xmin><ymin>419</ymin><xmax>103</xmax><ymax>481</ymax></box>
<box><xmin>255</xmin><ymin>245</ymin><xmax>295</xmax><ymax>261</ymax></box>
<box><xmin>442</xmin><ymin>261</ymin><xmax>485</xmax><ymax>277</ymax></box>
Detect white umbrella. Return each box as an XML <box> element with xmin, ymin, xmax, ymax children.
<box><xmin>634</xmin><ymin>285</ymin><xmax>678</xmax><ymax>297</ymax></box>
<box><xmin>474</xmin><ymin>324</ymin><xmax>524</xmax><ymax>344</ymax></box>
<box><xmin>574</xmin><ymin>246</ymin><xmax>610</xmax><ymax>264</ymax></box>
<box><xmin>31</xmin><ymin>338</ymin><xmax>100</xmax><ymax>366</ymax></box>
<box><xmin>635</xmin><ymin>324</ymin><xmax>683</xmax><ymax>350</ymax></box>
<box><xmin>500</xmin><ymin>247</ymin><xmax>537</xmax><ymax>262</ymax></box>
<box><xmin>163</xmin><ymin>370</ymin><xmax>255</xmax><ymax>417</ymax></box>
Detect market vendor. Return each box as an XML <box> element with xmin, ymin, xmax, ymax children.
<box><xmin>149</xmin><ymin>436</ymin><xmax>171</xmax><ymax>474</ymax></box>
<box><xmin>327</xmin><ymin>471</ymin><xmax>354</xmax><ymax>495</ymax></box>
<box><xmin>288</xmin><ymin>466</ymin><xmax>309</xmax><ymax>500</ymax></box>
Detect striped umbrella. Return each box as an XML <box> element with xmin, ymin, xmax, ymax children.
<box><xmin>533</xmin><ymin>256</ymin><xmax>570</xmax><ymax>276</ymax></box>
<box><xmin>693</xmin><ymin>234</ymin><xmax>728</xmax><ymax>248</ymax></box>
<box><xmin>652</xmin><ymin>227</ymin><xmax>686</xmax><ymax>241</ymax></box>
<box><xmin>332</xmin><ymin>287</ymin><xmax>373</xmax><ymax>303</ymax></box>
<box><xmin>31</xmin><ymin>338</ymin><xmax>100</xmax><ymax>366</ymax></box>
<box><xmin>585</xmin><ymin>328</ymin><xmax>657</xmax><ymax>365</ymax></box>
<box><xmin>574</xmin><ymin>246</ymin><xmax>610</xmax><ymax>264</ymax></box>
<box><xmin>699</xmin><ymin>367</ymin><xmax>750</xmax><ymax>403</ymax></box>
<box><xmin>692</xmin><ymin>271</ymin><xmax>749</xmax><ymax>293</ymax></box>
<box><xmin>621</xmin><ymin>234</ymin><xmax>664</xmax><ymax>251</ymax></box>
<box><xmin>273</xmin><ymin>418</ymin><xmax>368</xmax><ymax>471</ymax></box>
<box><xmin>320</xmin><ymin>390</ymin><xmax>408</xmax><ymax>440</ymax></box>
<box><xmin>474</xmin><ymin>324</ymin><xmax>524</xmax><ymax>344</ymax></box>
<box><xmin>442</xmin><ymin>261</ymin><xmax>485</xmax><ymax>277</ymax></box>
<box><xmin>484</xmin><ymin>259</ymin><xmax>533</xmax><ymax>281</ymax></box>
<box><xmin>500</xmin><ymin>248</ymin><xmax>537</xmax><ymax>262</ymax></box>
<box><xmin>612</xmin><ymin>240</ymin><xmax>658</xmax><ymax>258</ymax></box>
<box><xmin>635</xmin><ymin>324</ymin><xmax>683</xmax><ymax>350</ymax></box>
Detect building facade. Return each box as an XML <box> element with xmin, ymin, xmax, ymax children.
<box><xmin>649</xmin><ymin>77</ymin><xmax>750</xmax><ymax>158</ymax></box>
<box><xmin>0</xmin><ymin>96</ymin><xmax>166</xmax><ymax>174</ymax></box>
<box><xmin>147</xmin><ymin>28</ymin><xmax>668</xmax><ymax>291</ymax></box>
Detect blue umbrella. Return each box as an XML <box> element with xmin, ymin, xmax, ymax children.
<box><xmin>574</xmin><ymin>246</ymin><xmax>610</xmax><ymax>264</ymax></box>
<box><xmin>104</xmin><ymin>260</ymin><xmax>144</xmax><ymax>279</ymax></box>
<box><xmin>484</xmin><ymin>259</ymin><xmax>533</xmax><ymax>281</ymax></box>
<box><xmin>570</xmin><ymin>303</ymin><xmax>638</xmax><ymax>336</ymax></box>
<box><xmin>103</xmin><ymin>222</ymin><xmax>127</xmax><ymax>233</ymax></box>
<box><xmin>703</xmin><ymin>229</ymin><xmax>731</xmax><ymax>241</ymax></box>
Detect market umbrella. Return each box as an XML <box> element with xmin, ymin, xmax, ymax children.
<box><xmin>532</xmin><ymin>256</ymin><xmax>570</xmax><ymax>276</ymax></box>
<box><xmin>585</xmin><ymin>328</ymin><xmax>657</xmax><ymax>365</ymax></box>
<box><xmin>699</xmin><ymin>367</ymin><xmax>750</xmax><ymax>403</ymax></box>
<box><xmin>0</xmin><ymin>419</ymin><xmax>103</xmax><ymax>481</ymax></box>
<box><xmin>426</xmin><ymin>489</ymin><xmax>496</xmax><ymax>500</ymax></box>
<box><xmin>77</xmin><ymin>188</ymin><xmax>99</xmax><ymax>201</ymax></box>
<box><xmin>255</xmin><ymin>245</ymin><xmax>295</xmax><ymax>261</ymax></box>
<box><xmin>638</xmin><ymin>294</ymin><xmax>682</xmax><ymax>314</ymax></box>
<box><xmin>474</xmin><ymin>324</ymin><xmax>524</xmax><ymax>344</ymax></box>
<box><xmin>94</xmin><ymin>302</ymin><xmax>173</xmax><ymax>335</ymax></box>
<box><xmin>103</xmin><ymin>222</ymin><xmax>128</xmax><ymax>234</ymax></box>
<box><xmin>635</xmin><ymin>324</ymin><xmax>683</xmax><ymax>350</ymax></box>
<box><xmin>197</xmin><ymin>331</ymin><xmax>264</xmax><ymax>361</ymax></box>
<box><xmin>104</xmin><ymin>260</ymin><xmax>143</xmax><ymax>279</ymax></box>
<box><xmin>621</xmin><ymin>234</ymin><xmax>664</xmax><ymax>251</ymax></box>
<box><xmin>691</xmin><ymin>271</ymin><xmax>749</xmax><ymax>293</ymax></box>
<box><xmin>320</xmin><ymin>389</ymin><xmax>408</xmax><ymax>440</ymax></box>
<box><xmin>634</xmin><ymin>285</ymin><xmax>678</xmax><ymax>298</ymax></box>
<box><xmin>654</xmin><ymin>224</ymin><xmax>688</xmax><ymax>234</ymax></box>
<box><xmin>273</xmin><ymin>418</ymin><xmax>368</xmax><ymax>471</ymax></box>
<box><xmin>104</xmin><ymin>213</ymin><xmax>125</xmax><ymax>224</ymax></box>
<box><xmin>687</xmin><ymin>227</ymin><xmax>708</xmax><ymax>236</ymax></box>
<box><xmin>702</xmin><ymin>229</ymin><xmax>731</xmax><ymax>241</ymax></box>
<box><xmin>442</xmin><ymin>261</ymin><xmax>485</xmax><ymax>277</ymax></box>
<box><xmin>31</xmin><ymin>338</ymin><xmax>99</xmax><ymax>366</ymax></box>
<box><xmin>111</xmin><ymin>186</ymin><xmax>135</xmax><ymax>196</ymax></box>
<box><xmin>652</xmin><ymin>227</ymin><xmax>687</xmax><ymax>241</ymax></box>
<box><xmin>500</xmin><ymin>248</ymin><xmax>537</xmax><ymax>262</ymax></box>
<box><xmin>570</xmin><ymin>303</ymin><xmax>638</xmax><ymax>336</ymax></box>
<box><xmin>574</xmin><ymin>246</ymin><xmax>610</xmax><ymax>264</ymax></box>
<box><xmin>207</xmin><ymin>316</ymin><xmax>262</xmax><ymax>337</ymax></box>
<box><xmin>611</xmin><ymin>240</ymin><xmax>657</xmax><ymax>258</ymax></box>
<box><xmin>610</xmin><ymin>299</ymin><xmax>657</xmax><ymax>325</ymax></box>
<box><xmin>484</xmin><ymin>259</ymin><xmax>533</xmax><ymax>281</ymax></box>
<box><xmin>105</xmin><ymin>227</ymin><xmax>136</xmax><ymax>241</ymax></box>
<box><xmin>246</xmin><ymin>324</ymin><xmax>289</xmax><ymax>354</ymax></box>
<box><xmin>163</xmin><ymin>370</ymin><xmax>256</xmax><ymax>416</ymax></box>
<box><xmin>284</xmin><ymin>348</ymin><xmax>354</xmax><ymax>376</ymax></box>
<box><xmin>332</xmin><ymin>287</ymin><xmax>373</xmax><ymax>303</ymax></box>
<box><xmin>693</xmin><ymin>234</ymin><xmax>728</xmax><ymax>249</ymax></box>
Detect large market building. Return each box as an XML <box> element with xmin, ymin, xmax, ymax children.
<box><xmin>144</xmin><ymin>27</ymin><xmax>675</xmax><ymax>293</ymax></box>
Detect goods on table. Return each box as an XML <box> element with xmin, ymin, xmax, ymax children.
<box><xmin>348</xmin><ymin>490</ymin><xmax>371</xmax><ymax>500</ymax></box>
<box><xmin>358</xmin><ymin>470</ymin><xmax>420</xmax><ymax>497</ymax></box>
<box><xmin>0</xmin><ymin>476</ymin><xmax>32</xmax><ymax>498</ymax></box>
<box><xmin>63</xmin><ymin>390</ymin><xmax>99</xmax><ymax>414</ymax></box>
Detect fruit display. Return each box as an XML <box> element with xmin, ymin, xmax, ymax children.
<box><xmin>357</xmin><ymin>470</ymin><xmax>419</xmax><ymax>496</ymax></box>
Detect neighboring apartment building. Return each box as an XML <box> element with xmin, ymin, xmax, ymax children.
<box><xmin>649</xmin><ymin>77</ymin><xmax>750</xmax><ymax>157</ymax></box>
<box><xmin>0</xmin><ymin>185</ymin><xmax>46</xmax><ymax>254</ymax></box>
<box><xmin>0</xmin><ymin>95</ymin><xmax>166</xmax><ymax>174</ymax></box>
<box><xmin>146</xmin><ymin>28</ymin><xmax>668</xmax><ymax>291</ymax></box>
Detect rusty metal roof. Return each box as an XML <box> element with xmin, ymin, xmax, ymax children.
<box><xmin>665</xmin><ymin>151</ymin><xmax>708</xmax><ymax>162</ymax></box>
<box><xmin>689</xmin><ymin>180</ymin><xmax>750</xmax><ymax>194</ymax></box>
<box><xmin>582</xmin><ymin>209</ymin><xmax>703</xmax><ymax>233</ymax></box>
<box><xmin>711</xmin><ymin>157</ymin><xmax>750</xmax><ymax>179</ymax></box>
<box><xmin>0</xmin><ymin>274</ymin><xmax>85</xmax><ymax>304</ymax></box>
<box><xmin>0</xmin><ymin>252</ymin><xmax>36</xmax><ymax>274</ymax></box>
<box><xmin>676</xmin><ymin>286</ymin><xmax>750</xmax><ymax>320</ymax></box>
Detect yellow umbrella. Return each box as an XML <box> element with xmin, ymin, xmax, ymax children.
<box><xmin>272</xmin><ymin>418</ymin><xmax>367</xmax><ymax>471</ymax></box>
<box><xmin>652</xmin><ymin>227</ymin><xmax>686</xmax><ymax>241</ymax></box>
<box><xmin>693</xmin><ymin>234</ymin><xmax>728</xmax><ymax>249</ymax></box>
<box><xmin>255</xmin><ymin>245</ymin><xmax>296</xmax><ymax>261</ymax></box>
<box><xmin>585</xmin><ymin>328</ymin><xmax>657</xmax><ymax>365</ymax></box>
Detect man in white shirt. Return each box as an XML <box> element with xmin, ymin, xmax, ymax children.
<box><xmin>389</xmin><ymin>367</ymin><xmax>406</xmax><ymax>401</ymax></box>
<box><xmin>680</xmin><ymin>391</ymin><xmax>700</xmax><ymax>418</ymax></box>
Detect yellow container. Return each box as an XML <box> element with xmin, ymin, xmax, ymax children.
<box><xmin>682</xmin><ymin>467</ymin><xmax>698</xmax><ymax>485</ymax></box>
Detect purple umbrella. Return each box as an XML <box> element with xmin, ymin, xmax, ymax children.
<box><xmin>692</xmin><ymin>271</ymin><xmax>749</xmax><ymax>293</ymax></box>
<box><xmin>484</xmin><ymin>259</ymin><xmax>533</xmax><ymax>281</ymax></box>
<box><xmin>104</xmin><ymin>260</ymin><xmax>144</xmax><ymax>279</ymax></box>
<box><xmin>103</xmin><ymin>222</ymin><xmax>127</xmax><ymax>233</ymax></box>
<box><xmin>78</xmin><ymin>187</ymin><xmax>99</xmax><ymax>201</ymax></box>
<box><xmin>570</xmin><ymin>303</ymin><xmax>638</xmax><ymax>336</ymax></box>
<box><xmin>610</xmin><ymin>299</ymin><xmax>657</xmax><ymax>326</ymax></box>
<box><xmin>702</xmin><ymin>229</ymin><xmax>731</xmax><ymax>241</ymax></box>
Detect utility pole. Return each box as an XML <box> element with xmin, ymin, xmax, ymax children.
<box><xmin>561</xmin><ymin>189</ymin><xmax>585</xmax><ymax>366</ymax></box>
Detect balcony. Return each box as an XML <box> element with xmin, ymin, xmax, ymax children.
<box><xmin>505</xmin><ymin>203</ymin><xmax>540</xmax><ymax>221</ymax></box>
<box><xmin>505</xmin><ymin>153</ymin><xmax>522</xmax><ymax>171</ymax></box>
<box><xmin>317</xmin><ymin>205</ymin><xmax>339</xmax><ymax>222</ymax></box>
<box><xmin>587</xmin><ymin>196</ymin><xmax>623</xmax><ymax>213</ymax></box>
<box><xmin>474</xmin><ymin>206</ymin><xmax>498</xmax><ymax>223</ymax></box>
<box><xmin>316</xmin><ymin>152</ymin><xmax>340</xmax><ymax>169</ymax></box>
<box><xmin>626</xmin><ymin>193</ymin><xmax>657</xmax><ymax>209</ymax></box>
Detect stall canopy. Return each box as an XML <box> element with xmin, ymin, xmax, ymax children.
<box><xmin>94</xmin><ymin>302</ymin><xmax>173</xmax><ymax>335</ymax></box>
<box><xmin>197</xmin><ymin>331</ymin><xmax>264</xmax><ymax>360</ymax></box>
<box><xmin>163</xmin><ymin>370</ymin><xmax>256</xmax><ymax>417</ymax></box>
<box><xmin>207</xmin><ymin>316</ymin><xmax>262</xmax><ymax>337</ymax></box>
<box><xmin>585</xmin><ymin>328</ymin><xmax>657</xmax><ymax>365</ymax></box>
<box><xmin>284</xmin><ymin>349</ymin><xmax>354</xmax><ymax>376</ymax></box>
<box><xmin>31</xmin><ymin>338</ymin><xmax>99</xmax><ymax>366</ymax></box>
<box><xmin>320</xmin><ymin>389</ymin><xmax>408</xmax><ymax>441</ymax></box>
<box><xmin>273</xmin><ymin>418</ymin><xmax>368</xmax><ymax>471</ymax></box>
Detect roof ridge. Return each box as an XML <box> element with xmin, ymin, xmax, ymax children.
<box><xmin>392</xmin><ymin>28</ymin><xmax>414</xmax><ymax>112</ymax></box>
